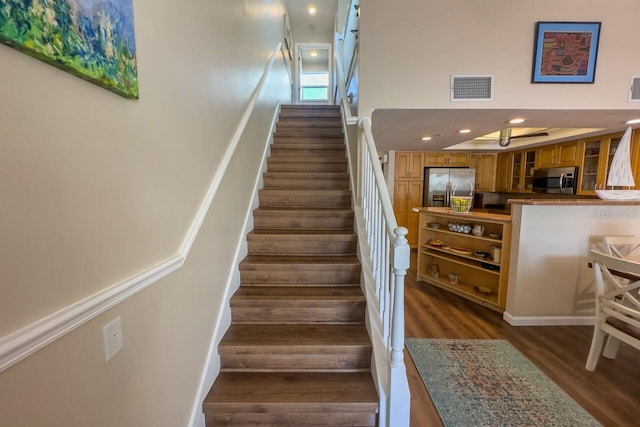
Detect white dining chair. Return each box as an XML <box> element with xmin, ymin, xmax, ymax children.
<box><xmin>585</xmin><ymin>247</ymin><xmax>640</xmax><ymax>371</ymax></box>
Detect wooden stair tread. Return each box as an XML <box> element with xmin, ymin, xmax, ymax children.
<box><xmin>264</xmin><ymin>171</ymin><xmax>348</xmax><ymax>178</ymax></box>
<box><xmin>232</xmin><ymin>286</ymin><xmax>364</xmax><ymax>299</ymax></box>
<box><xmin>248</xmin><ymin>229</ymin><xmax>355</xmax><ymax>235</ymax></box>
<box><xmin>273</xmin><ymin>136</ymin><xmax>345</xmax><ymax>144</ymax></box>
<box><xmin>267</xmin><ymin>156</ymin><xmax>347</xmax><ymax>163</ymax></box>
<box><xmin>220</xmin><ymin>324</ymin><xmax>370</xmax><ymax>346</ymax></box>
<box><xmin>204</xmin><ymin>372</ymin><xmax>378</xmax><ymax>408</ymax></box>
<box><xmin>254</xmin><ymin>207</ymin><xmax>353</xmax><ymax>213</ymax></box>
<box><xmin>241</xmin><ymin>255</ymin><xmax>359</xmax><ymax>266</ymax></box>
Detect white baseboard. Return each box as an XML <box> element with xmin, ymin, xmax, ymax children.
<box><xmin>187</xmin><ymin>103</ymin><xmax>280</xmax><ymax>427</ymax></box>
<box><xmin>503</xmin><ymin>311</ymin><xmax>595</xmax><ymax>326</ymax></box>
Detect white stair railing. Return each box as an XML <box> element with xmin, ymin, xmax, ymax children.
<box><xmin>334</xmin><ymin>34</ymin><xmax>410</xmax><ymax>427</ymax></box>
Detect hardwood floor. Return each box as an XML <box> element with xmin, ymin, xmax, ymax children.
<box><xmin>404</xmin><ymin>250</ymin><xmax>640</xmax><ymax>427</ymax></box>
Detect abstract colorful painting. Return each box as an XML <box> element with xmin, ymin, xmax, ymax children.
<box><xmin>0</xmin><ymin>0</ymin><xmax>138</xmax><ymax>98</ymax></box>
<box><xmin>532</xmin><ymin>22</ymin><xmax>601</xmax><ymax>84</ymax></box>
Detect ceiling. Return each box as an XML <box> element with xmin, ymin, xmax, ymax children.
<box><xmin>284</xmin><ymin>2</ymin><xmax>640</xmax><ymax>154</ymax></box>
<box><xmin>370</xmin><ymin>109</ymin><xmax>640</xmax><ymax>153</ymax></box>
<box><xmin>285</xmin><ymin>0</ymin><xmax>338</xmax><ymax>44</ymax></box>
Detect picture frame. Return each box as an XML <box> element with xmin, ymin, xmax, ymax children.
<box><xmin>531</xmin><ymin>22</ymin><xmax>601</xmax><ymax>84</ymax></box>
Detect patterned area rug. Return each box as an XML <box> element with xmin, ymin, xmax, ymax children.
<box><xmin>406</xmin><ymin>339</ymin><xmax>601</xmax><ymax>427</ymax></box>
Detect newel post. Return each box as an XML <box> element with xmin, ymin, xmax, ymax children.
<box><xmin>387</xmin><ymin>226</ymin><xmax>410</xmax><ymax>427</ymax></box>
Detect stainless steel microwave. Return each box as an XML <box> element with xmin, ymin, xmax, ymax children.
<box><xmin>532</xmin><ymin>166</ymin><xmax>578</xmax><ymax>194</ymax></box>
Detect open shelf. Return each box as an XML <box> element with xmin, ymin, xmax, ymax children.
<box><xmin>417</xmin><ymin>210</ymin><xmax>511</xmax><ymax>312</ymax></box>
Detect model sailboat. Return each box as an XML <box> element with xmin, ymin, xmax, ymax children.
<box><xmin>595</xmin><ymin>126</ymin><xmax>640</xmax><ymax>200</ymax></box>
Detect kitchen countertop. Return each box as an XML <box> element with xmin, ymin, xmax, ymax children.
<box><xmin>414</xmin><ymin>207</ymin><xmax>511</xmax><ymax>223</ymax></box>
<box><xmin>508</xmin><ymin>199</ymin><xmax>640</xmax><ymax>206</ymax></box>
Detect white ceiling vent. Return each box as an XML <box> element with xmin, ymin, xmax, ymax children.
<box><xmin>451</xmin><ymin>75</ymin><xmax>493</xmax><ymax>102</ymax></box>
<box><xmin>629</xmin><ymin>76</ymin><xmax>640</xmax><ymax>101</ymax></box>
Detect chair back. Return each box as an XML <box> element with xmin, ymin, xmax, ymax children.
<box><xmin>590</xmin><ymin>249</ymin><xmax>640</xmax><ymax>332</ymax></box>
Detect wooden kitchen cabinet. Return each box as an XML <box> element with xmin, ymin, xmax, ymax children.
<box><xmin>496</xmin><ymin>153</ymin><xmax>512</xmax><ymax>192</ymax></box>
<box><xmin>510</xmin><ymin>149</ymin><xmax>536</xmax><ymax>193</ymax></box>
<box><xmin>393</xmin><ymin>152</ymin><xmax>425</xmax><ymax>247</ymax></box>
<box><xmin>393</xmin><ymin>181</ymin><xmax>423</xmax><ymax>247</ymax></box>
<box><xmin>470</xmin><ymin>153</ymin><xmax>497</xmax><ymax>192</ymax></box>
<box><xmin>417</xmin><ymin>209</ymin><xmax>512</xmax><ymax>312</ymax></box>
<box><xmin>535</xmin><ymin>141</ymin><xmax>579</xmax><ymax>168</ymax></box>
<box><xmin>395</xmin><ymin>152</ymin><xmax>424</xmax><ymax>181</ymax></box>
<box><xmin>423</xmin><ymin>151</ymin><xmax>470</xmax><ymax>167</ymax></box>
<box><xmin>577</xmin><ymin>131</ymin><xmax>640</xmax><ymax>195</ymax></box>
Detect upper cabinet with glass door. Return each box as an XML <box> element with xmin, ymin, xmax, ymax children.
<box><xmin>578</xmin><ymin>132</ymin><xmax>627</xmax><ymax>195</ymax></box>
<box><xmin>510</xmin><ymin>149</ymin><xmax>536</xmax><ymax>193</ymax></box>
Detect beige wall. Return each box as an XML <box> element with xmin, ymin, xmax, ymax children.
<box><xmin>359</xmin><ymin>0</ymin><xmax>640</xmax><ymax>116</ymax></box>
<box><xmin>0</xmin><ymin>0</ymin><xmax>290</xmax><ymax>425</ymax></box>
<box><xmin>506</xmin><ymin>203</ymin><xmax>640</xmax><ymax>322</ymax></box>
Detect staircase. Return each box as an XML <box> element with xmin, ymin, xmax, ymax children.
<box><xmin>202</xmin><ymin>105</ymin><xmax>379</xmax><ymax>426</ymax></box>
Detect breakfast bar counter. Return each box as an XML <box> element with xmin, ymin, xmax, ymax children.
<box><xmin>504</xmin><ymin>199</ymin><xmax>640</xmax><ymax>326</ymax></box>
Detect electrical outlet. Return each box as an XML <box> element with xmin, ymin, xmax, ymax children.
<box><xmin>102</xmin><ymin>316</ymin><xmax>124</xmax><ymax>362</ymax></box>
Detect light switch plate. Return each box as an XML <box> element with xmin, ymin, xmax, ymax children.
<box><xmin>102</xmin><ymin>316</ymin><xmax>124</xmax><ymax>362</ymax></box>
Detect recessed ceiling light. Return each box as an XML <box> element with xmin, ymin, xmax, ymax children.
<box><xmin>625</xmin><ymin>118</ymin><xmax>640</xmax><ymax>124</ymax></box>
<box><xmin>308</xmin><ymin>6</ymin><xmax>316</xmax><ymax>15</ymax></box>
<box><xmin>458</xmin><ymin>129</ymin><xmax>471</xmax><ymax>134</ymax></box>
<box><xmin>509</xmin><ymin>118</ymin><xmax>526</xmax><ymax>124</ymax></box>
<box><xmin>421</xmin><ymin>136</ymin><xmax>432</xmax><ymax>141</ymax></box>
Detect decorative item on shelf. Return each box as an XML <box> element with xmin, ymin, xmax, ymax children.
<box><xmin>429</xmin><ymin>239</ymin><xmax>444</xmax><ymax>248</ymax></box>
<box><xmin>448</xmin><ymin>222</ymin><xmax>472</xmax><ymax>234</ymax></box>
<box><xmin>482</xmin><ymin>262</ymin><xmax>500</xmax><ymax>271</ymax></box>
<box><xmin>448</xmin><ymin>272</ymin><xmax>461</xmax><ymax>284</ymax></box>
<box><xmin>491</xmin><ymin>245</ymin><xmax>502</xmax><ymax>263</ymax></box>
<box><xmin>595</xmin><ymin>127</ymin><xmax>640</xmax><ymax>201</ymax></box>
<box><xmin>448</xmin><ymin>246</ymin><xmax>473</xmax><ymax>255</ymax></box>
<box><xmin>472</xmin><ymin>224</ymin><xmax>485</xmax><ymax>236</ymax></box>
<box><xmin>474</xmin><ymin>250</ymin><xmax>490</xmax><ymax>259</ymax></box>
<box><xmin>428</xmin><ymin>264</ymin><xmax>440</xmax><ymax>278</ymax></box>
<box><xmin>451</xmin><ymin>196</ymin><xmax>473</xmax><ymax>213</ymax></box>
<box><xmin>488</xmin><ymin>233</ymin><xmax>501</xmax><ymax>239</ymax></box>
<box><xmin>428</xmin><ymin>222</ymin><xmax>441</xmax><ymax>229</ymax></box>
<box><xmin>473</xmin><ymin>285</ymin><xmax>492</xmax><ymax>294</ymax></box>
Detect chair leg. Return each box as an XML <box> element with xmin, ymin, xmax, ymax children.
<box><xmin>586</xmin><ymin>326</ymin><xmax>606</xmax><ymax>371</ymax></box>
<box><xmin>602</xmin><ymin>335</ymin><xmax>621</xmax><ymax>359</ymax></box>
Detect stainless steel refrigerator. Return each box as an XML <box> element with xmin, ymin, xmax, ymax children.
<box><xmin>423</xmin><ymin>168</ymin><xmax>476</xmax><ymax>207</ymax></box>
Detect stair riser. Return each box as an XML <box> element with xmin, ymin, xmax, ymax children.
<box><xmin>240</xmin><ymin>269</ymin><xmax>360</xmax><ymax>285</ymax></box>
<box><xmin>266</xmin><ymin>161</ymin><xmax>347</xmax><ymax>172</ymax></box>
<box><xmin>270</xmin><ymin>147</ymin><xmax>346</xmax><ymax>157</ymax></box>
<box><xmin>220</xmin><ymin>352</ymin><xmax>370</xmax><ymax>371</ymax></box>
<box><xmin>278</xmin><ymin>117</ymin><xmax>341</xmax><ymax>124</ymax></box>
<box><xmin>248</xmin><ymin>239</ymin><xmax>357</xmax><ymax>256</ymax></box>
<box><xmin>276</xmin><ymin>120</ymin><xmax>342</xmax><ymax>126</ymax></box>
<box><xmin>263</xmin><ymin>177</ymin><xmax>349</xmax><ymax>189</ymax></box>
<box><xmin>253</xmin><ymin>216</ymin><xmax>353</xmax><ymax>230</ymax></box>
<box><xmin>206</xmin><ymin>412</ymin><xmax>376</xmax><ymax>426</ymax></box>
<box><xmin>275</xmin><ymin>129</ymin><xmax>344</xmax><ymax>137</ymax></box>
<box><xmin>273</xmin><ymin>136</ymin><xmax>344</xmax><ymax>144</ymax></box>
<box><xmin>231</xmin><ymin>304</ymin><xmax>366</xmax><ymax>323</ymax></box>
<box><xmin>258</xmin><ymin>193</ymin><xmax>351</xmax><ymax>208</ymax></box>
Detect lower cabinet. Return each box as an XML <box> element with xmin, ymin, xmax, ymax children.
<box><xmin>393</xmin><ymin>181</ymin><xmax>423</xmax><ymax>247</ymax></box>
<box><xmin>416</xmin><ymin>210</ymin><xmax>512</xmax><ymax>312</ymax></box>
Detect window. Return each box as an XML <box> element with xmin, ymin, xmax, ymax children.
<box><xmin>300</xmin><ymin>72</ymin><xmax>329</xmax><ymax>102</ymax></box>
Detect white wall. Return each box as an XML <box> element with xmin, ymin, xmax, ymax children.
<box><xmin>358</xmin><ymin>0</ymin><xmax>640</xmax><ymax>116</ymax></box>
<box><xmin>0</xmin><ymin>0</ymin><xmax>290</xmax><ymax>425</ymax></box>
<box><xmin>505</xmin><ymin>203</ymin><xmax>640</xmax><ymax>324</ymax></box>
